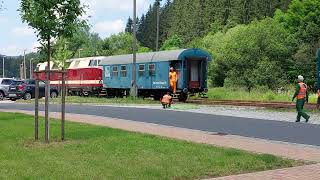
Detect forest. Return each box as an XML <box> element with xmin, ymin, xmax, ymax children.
<box><xmin>1</xmin><ymin>0</ymin><xmax>319</xmax><ymax>91</ymax></box>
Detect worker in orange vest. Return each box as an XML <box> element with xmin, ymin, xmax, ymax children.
<box><xmin>317</xmin><ymin>89</ymin><xmax>320</xmax><ymax>109</ymax></box>
<box><xmin>292</xmin><ymin>75</ymin><xmax>310</xmax><ymax>122</ymax></box>
<box><xmin>160</xmin><ymin>92</ymin><xmax>172</xmax><ymax>109</ymax></box>
<box><xmin>169</xmin><ymin>67</ymin><xmax>178</xmax><ymax>94</ymax></box>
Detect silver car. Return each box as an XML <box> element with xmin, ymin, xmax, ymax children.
<box><xmin>0</xmin><ymin>78</ymin><xmax>14</xmax><ymax>100</ymax></box>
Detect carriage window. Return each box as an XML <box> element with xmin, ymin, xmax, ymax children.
<box><xmin>139</xmin><ymin>64</ymin><xmax>145</xmax><ymax>76</ymax></box>
<box><xmin>112</xmin><ymin>66</ymin><xmax>118</xmax><ymax>77</ymax></box>
<box><xmin>105</xmin><ymin>66</ymin><xmax>111</xmax><ymax>78</ymax></box>
<box><xmin>121</xmin><ymin>65</ymin><xmax>127</xmax><ymax>77</ymax></box>
<box><xmin>148</xmin><ymin>64</ymin><xmax>155</xmax><ymax>76</ymax></box>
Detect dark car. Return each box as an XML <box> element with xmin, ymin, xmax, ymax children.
<box><xmin>8</xmin><ymin>79</ymin><xmax>59</xmax><ymax>101</ymax></box>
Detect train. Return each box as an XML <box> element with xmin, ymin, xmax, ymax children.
<box><xmin>36</xmin><ymin>56</ymin><xmax>105</xmax><ymax>96</ymax></box>
<box><xmin>35</xmin><ymin>48</ymin><xmax>212</xmax><ymax>102</ymax></box>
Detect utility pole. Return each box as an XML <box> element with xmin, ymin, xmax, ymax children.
<box><xmin>23</xmin><ymin>49</ymin><xmax>27</xmax><ymax>79</ymax></box>
<box><xmin>20</xmin><ymin>64</ymin><xmax>23</xmax><ymax>79</ymax></box>
<box><xmin>2</xmin><ymin>56</ymin><xmax>5</xmax><ymax>78</ymax></box>
<box><xmin>30</xmin><ymin>58</ymin><xmax>34</xmax><ymax>79</ymax></box>
<box><xmin>131</xmin><ymin>0</ymin><xmax>137</xmax><ymax>97</ymax></box>
<box><xmin>78</xmin><ymin>48</ymin><xmax>83</xmax><ymax>58</ymax></box>
<box><xmin>156</xmin><ymin>0</ymin><xmax>162</xmax><ymax>51</ymax></box>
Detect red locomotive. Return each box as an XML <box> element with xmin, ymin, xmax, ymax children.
<box><xmin>35</xmin><ymin>57</ymin><xmax>104</xmax><ymax>96</ymax></box>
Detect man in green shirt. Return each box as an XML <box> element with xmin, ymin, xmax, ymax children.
<box><xmin>292</xmin><ymin>75</ymin><xmax>310</xmax><ymax>123</ymax></box>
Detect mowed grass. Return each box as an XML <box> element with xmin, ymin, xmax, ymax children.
<box><xmin>206</xmin><ymin>87</ymin><xmax>318</xmax><ymax>103</ymax></box>
<box><xmin>0</xmin><ymin>113</ymin><xmax>301</xmax><ymax>179</ymax></box>
<box><xmin>21</xmin><ymin>96</ymin><xmax>157</xmax><ymax>105</ymax></box>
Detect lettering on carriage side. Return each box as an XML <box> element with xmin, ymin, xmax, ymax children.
<box><xmin>153</xmin><ymin>81</ymin><xmax>167</xmax><ymax>89</ymax></box>
<box><xmin>152</xmin><ymin>81</ymin><xmax>167</xmax><ymax>85</ymax></box>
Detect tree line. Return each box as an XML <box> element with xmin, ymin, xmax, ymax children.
<box><xmin>126</xmin><ymin>0</ymin><xmax>319</xmax><ymax>91</ymax></box>
<box><xmin>3</xmin><ymin>0</ymin><xmax>319</xmax><ymax>92</ymax></box>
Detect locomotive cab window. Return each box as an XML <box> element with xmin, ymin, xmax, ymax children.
<box><xmin>89</xmin><ymin>60</ymin><xmax>98</xmax><ymax>67</ymax></box>
<box><xmin>112</xmin><ymin>66</ymin><xmax>118</xmax><ymax>77</ymax></box>
<box><xmin>139</xmin><ymin>64</ymin><xmax>145</xmax><ymax>76</ymax></box>
<box><xmin>94</xmin><ymin>60</ymin><xmax>98</xmax><ymax>66</ymax></box>
<box><xmin>121</xmin><ymin>65</ymin><xmax>127</xmax><ymax>77</ymax></box>
<box><xmin>148</xmin><ymin>64</ymin><xmax>155</xmax><ymax>76</ymax></box>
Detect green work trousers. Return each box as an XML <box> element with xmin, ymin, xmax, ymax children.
<box><xmin>296</xmin><ymin>99</ymin><xmax>310</xmax><ymax>122</ymax></box>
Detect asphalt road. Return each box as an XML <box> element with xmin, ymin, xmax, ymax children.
<box><xmin>1</xmin><ymin>103</ymin><xmax>320</xmax><ymax>146</ymax></box>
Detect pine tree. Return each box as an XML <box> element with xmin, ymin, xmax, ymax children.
<box><xmin>125</xmin><ymin>17</ymin><xmax>133</xmax><ymax>34</ymax></box>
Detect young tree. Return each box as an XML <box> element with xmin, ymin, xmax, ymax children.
<box><xmin>20</xmin><ymin>0</ymin><xmax>86</xmax><ymax>143</ymax></box>
<box><xmin>160</xmin><ymin>35</ymin><xmax>182</xmax><ymax>50</ymax></box>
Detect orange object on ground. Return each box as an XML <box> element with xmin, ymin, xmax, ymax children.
<box><xmin>297</xmin><ymin>82</ymin><xmax>307</xmax><ymax>100</ymax></box>
<box><xmin>169</xmin><ymin>71</ymin><xmax>178</xmax><ymax>93</ymax></box>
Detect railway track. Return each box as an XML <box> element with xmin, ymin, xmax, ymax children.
<box><xmin>186</xmin><ymin>99</ymin><xmax>318</xmax><ymax>109</ymax></box>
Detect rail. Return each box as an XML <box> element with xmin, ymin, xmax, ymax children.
<box><xmin>186</xmin><ymin>99</ymin><xmax>317</xmax><ymax>109</ymax></box>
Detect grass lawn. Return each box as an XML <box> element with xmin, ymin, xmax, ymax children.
<box><xmin>0</xmin><ymin>113</ymin><xmax>302</xmax><ymax>179</ymax></box>
<box><xmin>206</xmin><ymin>87</ymin><xmax>318</xmax><ymax>104</ymax></box>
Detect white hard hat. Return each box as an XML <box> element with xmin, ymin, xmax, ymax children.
<box><xmin>298</xmin><ymin>75</ymin><xmax>304</xmax><ymax>82</ymax></box>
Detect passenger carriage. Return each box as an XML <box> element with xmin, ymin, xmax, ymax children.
<box><xmin>100</xmin><ymin>48</ymin><xmax>212</xmax><ymax>102</ymax></box>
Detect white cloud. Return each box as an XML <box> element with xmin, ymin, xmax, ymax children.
<box><xmin>0</xmin><ymin>45</ymin><xmax>20</xmax><ymax>56</ymax></box>
<box><xmin>0</xmin><ymin>17</ymin><xmax>8</xmax><ymax>23</ymax></box>
<box><xmin>93</xmin><ymin>19</ymin><xmax>125</xmax><ymax>38</ymax></box>
<box><xmin>12</xmin><ymin>26</ymin><xmax>35</xmax><ymax>37</ymax></box>
<box><xmin>0</xmin><ymin>41</ymin><xmax>40</xmax><ymax>56</ymax></box>
<box><xmin>82</xmin><ymin>0</ymin><xmax>150</xmax><ymax>16</ymax></box>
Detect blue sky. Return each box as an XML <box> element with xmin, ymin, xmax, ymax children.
<box><xmin>0</xmin><ymin>0</ymin><xmax>156</xmax><ymax>56</ymax></box>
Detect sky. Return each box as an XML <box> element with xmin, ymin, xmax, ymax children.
<box><xmin>0</xmin><ymin>0</ymin><xmax>155</xmax><ymax>56</ymax></box>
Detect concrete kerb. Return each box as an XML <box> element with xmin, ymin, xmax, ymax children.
<box><xmin>1</xmin><ymin>109</ymin><xmax>320</xmax><ymax>163</ymax></box>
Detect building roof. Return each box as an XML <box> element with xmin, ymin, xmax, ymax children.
<box><xmin>99</xmin><ymin>49</ymin><xmax>212</xmax><ymax>66</ymax></box>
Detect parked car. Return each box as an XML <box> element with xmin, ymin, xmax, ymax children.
<box><xmin>8</xmin><ymin>79</ymin><xmax>59</xmax><ymax>101</ymax></box>
<box><xmin>0</xmin><ymin>78</ymin><xmax>14</xmax><ymax>101</ymax></box>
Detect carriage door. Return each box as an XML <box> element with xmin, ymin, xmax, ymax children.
<box><xmin>188</xmin><ymin>59</ymin><xmax>201</xmax><ymax>89</ymax></box>
<box><xmin>170</xmin><ymin>61</ymin><xmax>182</xmax><ymax>89</ymax></box>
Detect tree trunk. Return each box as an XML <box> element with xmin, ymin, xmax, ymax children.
<box><xmin>61</xmin><ymin>70</ymin><xmax>66</xmax><ymax>141</ymax></box>
<box><xmin>45</xmin><ymin>36</ymin><xmax>51</xmax><ymax>143</ymax></box>
<box><xmin>35</xmin><ymin>74</ymin><xmax>39</xmax><ymax>141</ymax></box>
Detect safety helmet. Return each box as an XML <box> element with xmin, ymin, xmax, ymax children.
<box><xmin>298</xmin><ymin>75</ymin><xmax>304</xmax><ymax>82</ymax></box>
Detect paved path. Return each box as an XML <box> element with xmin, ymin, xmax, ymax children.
<box><xmin>1</xmin><ymin>103</ymin><xmax>320</xmax><ymax>146</ymax></box>
<box><xmin>210</xmin><ymin>163</ymin><xmax>320</xmax><ymax>180</ymax></box>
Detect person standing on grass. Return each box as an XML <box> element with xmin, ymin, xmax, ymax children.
<box><xmin>292</xmin><ymin>75</ymin><xmax>310</xmax><ymax>122</ymax></box>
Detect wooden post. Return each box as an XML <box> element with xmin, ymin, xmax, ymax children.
<box><xmin>61</xmin><ymin>71</ymin><xmax>66</xmax><ymax>141</ymax></box>
<box><xmin>35</xmin><ymin>73</ymin><xmax>39</xmax><ymax>141</ymax></box>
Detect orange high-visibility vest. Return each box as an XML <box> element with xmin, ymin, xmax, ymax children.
<box><xmin>161</xmin><ymin>94</ymin><xmax>172</xmax><ymax>104</ymax></box>
<box><xmin>169</xmin><ymin>71</ymin><xmax>177</xmax><ymax>82</ymax></box>
<box><xmin>297</xmin><ymin>82</ymin><xmax>307</xmax><ymax>99</ymax></box>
